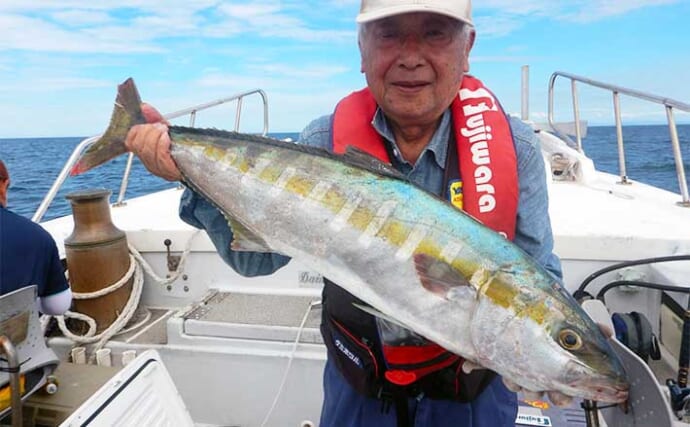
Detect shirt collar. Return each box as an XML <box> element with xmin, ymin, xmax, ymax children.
<box><xmin>371</xmin><ymin>108</ymin><xmax>451</xmax><ymax>168</ymax></box>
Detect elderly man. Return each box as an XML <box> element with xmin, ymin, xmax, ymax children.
<box><xmin>126</xmin><ymin>1</ymin><xmax>563</xmax><ymax>425</ymax></box>
<box><xmin>0</xmin><ymin>160</ymin><xmax>72</xmax><ymax>315</ymax></box>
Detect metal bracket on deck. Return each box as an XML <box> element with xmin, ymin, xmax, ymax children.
<box><xmin>163</xmin><ymin>239</ymin><xmax>181</xmax><ymax>272</ymax></box>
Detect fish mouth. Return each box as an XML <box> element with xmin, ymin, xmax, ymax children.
<box><xmin>568</xmin><ymin>377</ymin><xmax>630</xmax><ymax>403</ymax></box>
<box><xmin>582</xmin><ymin>384</ymin><xmax>629</xmax><ymax>403</ymax></box>
<box><xmin>564</xmin><ymin>359</ymin><xmax>629</xmax><ymax>403</ymax></box>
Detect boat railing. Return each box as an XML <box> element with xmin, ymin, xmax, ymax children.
<box><xmin>32</xmin><ymin>89</ymin><xmax>269</xmax><ymax>223</ymax></box>
<box><xmin>547</xmin><ymin>71</ymin><xmax>690</xmax><ymax>207</ymax></box>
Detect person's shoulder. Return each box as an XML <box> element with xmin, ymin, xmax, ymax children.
<box><xmin>1</xmin><ymin>207</ymin><xmax>34</xmax><ymax>227</ymax></box>
<box><xmin>299</xmin><ymin>114</ymin><xmax>332</xmax><ymax>148</ymax></box>
<box><xmin>508</xmin><ymin>115</ymin><xmax>539</xmax><ymax>150</ymax></box>
<box><xmin>507</xmin><ymin>115</ymin><xmax>544</xmax><ymax>166</ymax></box>
<box><xmin>1</xmin><ymin>208</ymin><xmax>54</xmax><ymax>241</ymax></box>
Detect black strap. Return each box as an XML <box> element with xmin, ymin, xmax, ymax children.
<box><xmin>392</xmin><ymin>386</ymin><xmax>412</xmax><ymax>427</ymax></box>
<box><xmin>0</xmin><ymin>357</ymin><xmax>31</xmax><ymax>373</ymax></box>
<box><xmin>443</xmin><ymin>122</ymin><xmax>460</xmax><ymax>202</ymax></box>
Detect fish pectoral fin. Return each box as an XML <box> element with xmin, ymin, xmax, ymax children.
<box><xmin>352</xmin><ymin>303</ymin><xmax>411</xmax><ymax>330</ymax></box>
<box><xmin>228</xmin><ymin>218</ymin><xmax>275</xmax><ymax>253</ymax></box>
<box><xmin>414</xmin><ymin>253</ymin><xmax>476</xmax><ymax>301</ymax></box>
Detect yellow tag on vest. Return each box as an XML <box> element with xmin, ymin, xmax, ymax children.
<box><xmin>449</xmin><ymin>180</ymin><xmax>464</xmax><ymax>210</ymax></box>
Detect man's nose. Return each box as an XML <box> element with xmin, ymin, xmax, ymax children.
<box><xmin>397</xmin><ymin>33</ymin><xmax>425</xmax><ymax>66</ymax></box>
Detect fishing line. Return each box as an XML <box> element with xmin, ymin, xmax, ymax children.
<box><xmin>260</xmin><ymin>299</ymin><xmax>321</xmax><ymax>427</ymax></box>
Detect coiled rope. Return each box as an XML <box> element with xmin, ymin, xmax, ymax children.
<box><xmin>42</xmin><ymin>230</ymin><xmax>200</xmax><ymax>360</ymax></box>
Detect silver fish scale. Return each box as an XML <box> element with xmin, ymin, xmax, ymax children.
<box><xmin>169</xmin><ymin>135</ymin><xmax>627</xmax><ymax>403</ymax></box>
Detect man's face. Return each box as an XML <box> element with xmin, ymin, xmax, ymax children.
<box><xmin>359</xmin><ymin>12</ymin><xmax>474</xmax><ymax>129</ymax></box>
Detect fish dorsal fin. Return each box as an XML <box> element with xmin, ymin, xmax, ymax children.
<box><xmin>352</xmin><ymin>303</ymin><xmax>412</xmax><ymax>330</ymax></box>
<box><xmin>228</xmin><ymin>217</ymin><xmax>275</xmax><ymax>253</ymax></box>
<box><xmin>414</xmin><ymin>253</ymin><xmax>476</xmax><ymax>301</ymax></box>
<box><xmin>342</xmin><ymin>146</ymin><xmax>407</xmax><ymax>180</ymax></box>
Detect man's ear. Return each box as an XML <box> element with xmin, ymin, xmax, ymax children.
<box><xmin>359</xmin><ymin>39</ymin><xmax>366</xmax><ymax>73</ymax></box>
<box><xmin>463</xmin><ymin>29</ymin><xmax>476</xmax><ymax>73</ymax></box>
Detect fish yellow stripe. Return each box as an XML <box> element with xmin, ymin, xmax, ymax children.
<box><xmin>358</xmin><ymin>200</ymin><xmax>398</xmax><ymax>248</ymax></box>
<box><xmin>440</xmin><ymin>241</ymin><xmax>464</xmax><ymax>263</ymax></box>
<box><xmin>396</xmin><ymin>224</ymin><xmax>428</xmax><ymax>260</ymax></box>
<box><xmin>330</xmin><ymin>195</ymin><xmax>362</xmax><ymax>232</ymax></box>
<box><xmin>270</xmin><ymin>167</ymin><xmax>297</xmax><ymax>197</ymax></box>
<box><xmin>308</xmin><ymin>181</ymin><xmax>332</xmax><ymax>202</ymax></box>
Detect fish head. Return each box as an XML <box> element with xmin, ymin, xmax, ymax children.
<box><xmin>470</xmin><ymin>273</ymin><xmax>628</xmax><ymax>403</ymax></box>
<box><xmin>542</xmin><ymin>295</ymin><xmax>629</xmax><ymax>403</ymax></box>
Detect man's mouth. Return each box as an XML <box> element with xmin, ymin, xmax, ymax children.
<box><xmin>392</xmin><ymin>81</ymin><xmax>429</xmax><ymax>92</ymax></box>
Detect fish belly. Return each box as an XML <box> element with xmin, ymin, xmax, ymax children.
<box><xmin>172</xmin><ymin>140</ymin><xmax>483</xmax><ymax>361</ymax></box>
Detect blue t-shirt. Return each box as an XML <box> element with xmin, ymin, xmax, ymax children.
<box><xmin>0</xmin><ymin>207</ymin><xmax>69</xmax><ymax>297</ymax></box>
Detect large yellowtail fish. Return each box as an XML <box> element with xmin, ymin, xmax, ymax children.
<box><xmin>72</xmin><ymin>78</ymin><xmax>628</xmax><ymax>402</ymax></box>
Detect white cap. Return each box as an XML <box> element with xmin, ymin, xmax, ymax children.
<box><xmin>357</xmin><ymin>0</ymin><xmax>473</xmax><ymax>26</ymax></box>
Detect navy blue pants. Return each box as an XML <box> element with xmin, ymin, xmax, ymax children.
<box><xmin>319</xmin><ymin>359</ymin><xmax>518</xmax><ymax>427</ymax></box>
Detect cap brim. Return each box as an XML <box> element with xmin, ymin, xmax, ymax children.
<box><xmin>356</xmin><ymin>5</ymin><xmax>473</xmax><ymax>26</ymax></box>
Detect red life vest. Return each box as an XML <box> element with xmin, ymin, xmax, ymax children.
<box><xmin>322</xmin><ymin>75</ymin><xmax>519</xmax><ymax>396</ymax></box>
<box><xmin>332</xmin><ymin>75</ymin><xmax>518</xmax><ymax>240</ymax></box>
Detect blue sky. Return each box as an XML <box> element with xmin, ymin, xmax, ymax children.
<box><xmin>0</xmin><ymin>0</ymin><xmax>689</xmax><ymax>138</ymax></box>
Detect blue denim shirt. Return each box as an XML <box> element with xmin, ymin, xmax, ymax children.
<box><xmin>179</xmin><ymin>109</ymin><xmax>563</xmax><ymax>279</ymax></box>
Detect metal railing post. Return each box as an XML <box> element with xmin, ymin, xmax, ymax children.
<box><xmin>548</xmin><ymin>71</ymin><xmax>690</xmax><ymax>206</ymax></box>
<box><xmin>521</xmin><ymin>65</ymin><xmax>529</xmax><ymax>121</ymax></box>
<box><xmin>235</xmin><ymin>98</ymin><xmax>243</xmax><ymax>132</ymax></box>
<box><xmin>32</xmin><ymin>136</ymin><xmax>100</xmax><ymax>223</ymax></box>
<box><xmin>612</xmin><ymin>92</ymin><xmax>629</xmax><ymax>184</ymax></box>
<box><xmin>571</xmin><ymin>80</ymin><xmax>583</xmax><ymax>152</ymax></box>
<box><xmin>115</xmin><ymin>153</ymin><xmax>135</xmax><ymax>206</ymax></box>
<box><xmin>666</xmin><ymin>106</ymin><xmax>690</xmax><ymax>206</ymax></box>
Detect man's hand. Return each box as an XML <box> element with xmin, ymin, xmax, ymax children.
<box><xmin>125</xmin><ymin>103</ymin><xmax>182</xmax><ymax>181</ymax></box>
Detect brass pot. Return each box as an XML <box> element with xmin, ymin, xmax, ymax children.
<box><xmin>64</xmin><ymin>189</ymin><xmax>133</xmax><ymax>333</ymax></box>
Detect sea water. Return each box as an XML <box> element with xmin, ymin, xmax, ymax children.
<box><xmin>0</xmin><ymin>126</ymin><xmax>688</xmax><ymax>221</ymax></box>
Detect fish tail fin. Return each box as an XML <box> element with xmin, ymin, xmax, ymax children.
<box><xmin>70</xmin><ymin>78</ymin><xmax>147</xmax><ymax>175</ymax></box>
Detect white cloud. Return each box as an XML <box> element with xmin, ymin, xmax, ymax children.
<box><xmin>0</xmin><ymin>0</ymin><xmax>685</xmax><ymax>137</ymax></box>
<box><xmin>474</xmin><ymin>0</ymin><xmax>555</xmax><ymax>16</ymax></box>
<box><xmin>474</xmin><ymin>14</ymin><xmax>525</xmax><ymax>38</ymax></box>
<box><xmin>0</xmin><ymin>76</ymin><xmax>110</xmax><ymax>92</ymax></box>
<box><xmin>194</xmin><ymin>62</ymin><xmax>351</xmax><ymax>91</ymax></box>
<box><xmin>0</xmin><ymin>1</ymin><xmax>219</xmax><ymax>12</ymax></box>
<box><xmin>215</xmin><ymin>3</ymin><xmax>353</xmax><ymax>42</ymax></box>
<box><xmin>51</xmin><ymin>9</ymin><xmax>112</xmax><ymax>26</ymax></box>
<box><xmin>472</xmin><ymin>0</ymin><xmax>682</xmax><ymax>36</ymax></box>
<box><xmin>561</xmin><ymin>0</ymin><xmax>679</xmax><ymax>23</ymax></box>
<box><xmin>0</xmin><ymin>2</ymin><xmax>353</xmax><ymax>54</ymax></box>
<box><xmin>471</xmin><ymin>55</ymin><xmax>535</xmax><ymax>63</ymax></box>
<box><xmin>219</xmin><ymin>3</ymin><xmax>283</xmax><ymax>19</ymax></box>
<box><xmin>0</xmin><ymin>14</ymin><xmax>161</xmax><ymax>53</ymax></box>
<box><xmin>248</xmin><ymin>63</ymin><xmax>350</xmax><ymax>79</ymax></box>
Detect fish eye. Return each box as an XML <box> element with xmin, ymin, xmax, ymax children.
<box><xmin>558</xmin><ymin>329</ymin><xmax>583</xmax><ymax>350</ymax></box>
